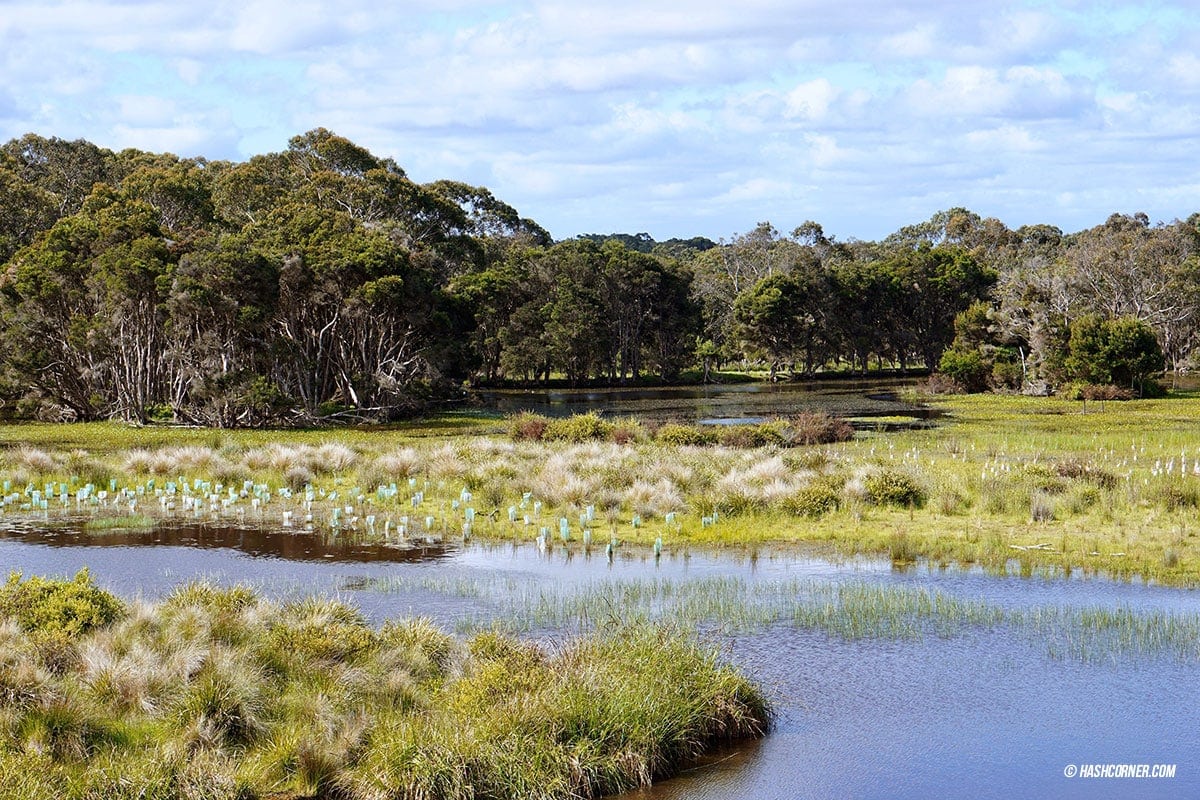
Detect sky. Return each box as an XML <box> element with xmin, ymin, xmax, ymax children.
<box><xmin>1</xmin><ymin>1</ymin><xmax>1198</xmax><ymax>242</ymax></box>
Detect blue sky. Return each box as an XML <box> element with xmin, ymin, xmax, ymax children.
<box><xmin>1</xmin><ymin>0</ymin><xmax>1198</xmax><ymax>241</ymax></box>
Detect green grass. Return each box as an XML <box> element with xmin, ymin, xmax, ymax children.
<box><xmin>0</xmin><ymin>574</ymin><xmax>769</xmax><ymax>800</ymax></box>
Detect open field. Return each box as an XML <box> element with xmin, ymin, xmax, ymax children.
<box><xmin>2</xmin><ymin>392</ymin><xmax>1200</xmax><ymax>584</ymax></box>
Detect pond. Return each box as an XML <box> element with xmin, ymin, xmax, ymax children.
<box><xmin>1</xmin><ymin>520</ymin><xmax>1196</xmax><ymax>800</ymax></box>
<box><xmin>473</xmin><ymin>378</ymin><xmax>938</xmax><ymax>427</ymax></box>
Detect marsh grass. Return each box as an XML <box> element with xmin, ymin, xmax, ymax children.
<box><xmin>0</xmin><ymin>574</ymin><xmax>768</xmax><ymax>800</ymax></box>
<box><xmin>4</xmin><ymin>393</ymin><xmax>1200</xmax><ymax>585</ymax></box>
<box><xmin>363</xmin><ymin>572</ymin><xmax>1200</xmax><ymax>664</ymax></box>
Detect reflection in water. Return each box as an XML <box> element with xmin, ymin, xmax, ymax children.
<box><xmin>0</xmin><ymin>522</ymin><xmax>1196</xmax><ymax>800</ymax></box>
<box><xmin>473</xmin><ymin>379</ymin><xmax>937</xmax><ymax>424</ymax></box>
<box><xmin>0</xmin><ymin>518</ymin><xmax>452</xmax><ymax>564</ymax></box>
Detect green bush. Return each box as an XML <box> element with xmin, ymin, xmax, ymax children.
<box><xmin>543</xmin><ymin>413</ymin><xmax>614</xmax><ymax>443</ymax></box>
<box><xmin>864</xmin><ymin>470</ymin><xmax>926</xmax><ymax>508</ymax></box>
<box><xmin>654</xmin><ymin>423</ymin><xmax>717</xmax><ymax>447</ymax></box>
<box><xmin>717</xmin><ymin>423</ymin><xmax>785</xmax><ymax>448</ymax></box>
<box><xmin>937</xmin><ymin>347</ymin><xmax>990</xmax><ymax>393</ymax></box>
<box><xmin>0</xmin><ymin>570</ymin><xmax>124</xmax><ymax>637</ymax></box>
<box><xmin>782</xmin><ymin>484</ymin><xmax>840</xmax><ymax>517</ymax></box>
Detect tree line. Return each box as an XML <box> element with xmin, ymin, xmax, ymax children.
<box><xmin>0</xmin><ymin>130</ymin><xmax>1196</xmax><ymax>425</ymax></box>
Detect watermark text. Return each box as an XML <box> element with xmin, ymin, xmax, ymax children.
<box><xmin>1063</xmin><ymin>763</ymin><xmax>1176</xmax><ymax>779</ymax></box>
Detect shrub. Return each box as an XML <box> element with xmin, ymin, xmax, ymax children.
<box><xmin>863</xmin><ymin>470</ymin><xmax>925</xmax><ymax>508</ymax></box>
<box><xmin>609</xmin><ymin>418</ymin><xmax>646</xmax><ymax>445</ymax></box>
<box><xmin>507</xmin><ymin>412</ymin><xmax>550</xmax><ymax>441</ymax></box>
<box><xmin>1055</xmin><ymin>459</ymin><xmax>1118</xmax><ymax>489</ymax></box>
<box><xmin>0</xmin><ymin>570</ymin><xmax>124</xmax><ymax>637</ymax></box>
<box><xmin>937</xmin><ymin>347</ymin><xmax>989</xmax><ymax>392</ymax></box>
<box><xmin>1030</xmin><ymin>491</ymin><xmax>1056</xmax><ymax>522</ymax></box>
<box><xmin>718</xmin><ymin>423</ymin><xmax>784</xmax><ymax>448</ymax></box>
<box><xmin>1078</xmin><ymin>384</ymin><xmax>1134</xmax><ymax>402</ymax></box>
<box><xmin>654</xmin><ymin>423</ymin><xmax>717</xmax><ymax>447</ymax></box>
<box><xmin>1157</xmin><ymin>484</ymin><xmax>1200</xmax><ymax>511</ymax></box>
<box><xmin>543</xmin><ymin>413</ymin><xmax>614</xmax><ymax>443</ymax></box>
<box><xmin>990</xmin><ymin>359</ymin><xmax>1024</xmax><ymax>391</ymax></box>
<box><xmin>782</xmin><ymin>484</ymin><xmax>840</xmax><ymax>517</ymax></box>
<box><xmin>783</xmin><ymin>412</ymin><xmax>854</xmax><ymax>446</ymax></box>
<box><xmin>1020</xmin><ymin>463</ymin><xmax>1068</xmax><ymax>494</ymax></box>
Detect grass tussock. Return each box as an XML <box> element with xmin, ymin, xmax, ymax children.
<box><xmin>0</xmin><ymin>573</ymin><xmax>769</xmax><ymax>800</ymax></box>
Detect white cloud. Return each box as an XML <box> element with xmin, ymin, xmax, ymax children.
<box><xmin>784</xmin><ymin>79</ymin><xmax>838</xmax><ymax>121</ymax></box>
<box><xmin>1167</xmin><ymin>53</ymin><xmax>1200</xmax><ymax>90</ymax></box>
<box><xmin>964</xmin><ymin>124</ymin><xmax>1040</xmax><ymax>152</ymax></box>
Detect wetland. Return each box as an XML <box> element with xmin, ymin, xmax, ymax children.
<box><xmin>1</xmin><ymin>384</ymin><xmax>1199</xmax><ymax>798</ymax></box>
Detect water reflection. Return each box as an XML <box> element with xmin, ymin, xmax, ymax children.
<box><xmin>473</xmin><ymin>378</ymin><xmax>935</xmax><ymax>424</ymax></box>
<box><xmin>0</xmin><ymin>518</ymin><xmax>453</xmax><ymax>564</ymax></box>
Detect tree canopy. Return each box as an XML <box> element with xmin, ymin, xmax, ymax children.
<box><xmin>0</xmin><ymin>132</ymin><xmax>1194</xmax><ymax>423</ymax></box>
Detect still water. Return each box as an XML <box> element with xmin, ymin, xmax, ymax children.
<box><xmin>1</xmin><ymin>521</ymin><xmax>1196</xmax><ymax>800</ymax></box>
<box><xmin>473</xmin><ymin>378</ymin><xmax>936</xmax><ymax>426</ymax></box>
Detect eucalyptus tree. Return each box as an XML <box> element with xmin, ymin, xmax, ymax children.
<box><xmin>0</xmin><ymin>165</ymin><xmax>57</xmax><ymax>262</ymax></box>
<box><xmin>0</xmin><ymin>134</ymin><xmax>115</xmax><ymax>218</ymax></box>
<box><xmin>163</xmin><ymin>236</ymin><xmax>279</xmax><ymax>425</ymax></box>
<box><xmin>0</xmin><ymin>184</ymin><xmax>174</xmax><ymax>421</ymax></box>
<box><xmin>1059</xmin><ymin>213</ymin><xmax>1200</xmax><ymax>372</ymax></box>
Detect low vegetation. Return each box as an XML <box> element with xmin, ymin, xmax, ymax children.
<box><xmin>2</xmin><ymin>392</ymin><xmax>1200</xmax><ymax>584</ymax></box>
<box><xmin>0</xmin><ymin>573</ymin><xmax>768</xmax><ymax>800</ymax></box>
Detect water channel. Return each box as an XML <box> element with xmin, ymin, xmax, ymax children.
<box><xmin>1</xmin><ymin>520</ymin><xmax>1196</xmax><ymax>800</ymax></box>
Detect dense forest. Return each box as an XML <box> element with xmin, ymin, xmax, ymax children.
<box><xmin>0</xmin><ymin>129</ymin><xmax>1196</xmax><ymax>425</ymax></box>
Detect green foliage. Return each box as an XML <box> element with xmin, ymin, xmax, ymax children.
<box><xmin>0</xmin><ymin>584</ymin><xmax>768</xmax><ymax>800</ymax></box>
<box><xmin>654</xmin><ymin>423</ymin><xmax>717</xmax><ymax>447</ymax></box>
<box><xmin>542</xmin><ymin>412</ymin><xmax>614</xmax><ymax>443</ymax></box>
<box><xmin>1063</xmin><ymin>315</ymin><xmax>1164</xmax><ymax>396</ymax></box>
<box><xmin>260</xmin><ymin>598</ymin><xmax>378</xmax><ymax>677</ymax></box>
<box><xmin>782</xmin><ymin>483</ymin><xmax>841</xmax><ymax>517</ymax></box>
<box><xmin>863</xmin><ymin>470</ymin><xmax>926</xmax><ymax>508</ymax></box>
<box><xmin>0</xmin><ymin>570</ymin><xmax>124</xmax><ymax>637</ymax></box>
<box><xmin>938</xmin><ymin>346</ymin><xmax>990</xmax><ymax>392</ymax></box>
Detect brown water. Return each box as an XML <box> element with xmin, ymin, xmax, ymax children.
<box><xmin>474</xmin><ymin>378</ymin><xmax>938</xmax><ymax>426</ymax></box>
<box><xmin>1</xmin><ymin>519</ymin><xmax>1197</xmax><ymax>800</ymax></box>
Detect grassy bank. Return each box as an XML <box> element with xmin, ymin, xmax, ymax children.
<box><xmin>2</xmin><ymin>393</ymin><xmax>1200</xmax><ymax>584</ymax></box>
<box><xmin>0</xmin><ymin>572</ymin><xmax>768</xmax><ymax>800</ymax></box>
